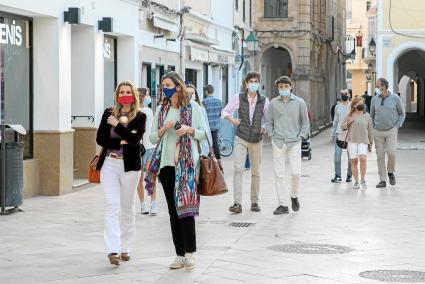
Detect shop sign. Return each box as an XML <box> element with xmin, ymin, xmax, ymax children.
<box><xmin>0</xmin><ymin>21</ymin><xmax>23</xmax><ymax>46</ymax></box>
<box><xmin>103</xmin><ymin>40</ymin><xmax>111</xmax><ymax>59</ymax></box>
<box><xmin>209</xmin><ymin>52</ymin><xmax>236</xmax><ymax>65</ymax></box>
<box><xmin>191</xmin><ymin>47</ymin><xmax>209</xmax><ymax>62</ymax></box>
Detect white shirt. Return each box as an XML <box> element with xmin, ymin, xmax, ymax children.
<box><xmin>140</xmin><ymin>106</ymin><xmax>154</xmax><ymax>149</ymax></box>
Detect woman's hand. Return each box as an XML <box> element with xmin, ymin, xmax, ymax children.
<box><xmin>176</xmin><ymin>125</ymin><xmax>194</xmax><ymax>137</ymax></box>
<box><xmin>159</xmin><ymin>120</ymin><xmax>175</xmax><ymax>138</ymax></box>
<box><xmin>120</xmin><ymin>140</ymin><xmax>128</xmax><ymax>145</ymax></box>
<box><xmin>107</xmin><ymin>115</ymin><xmax>119</xmax><ymax>127</ymax></box>
<box><xmin>368</xmin><ymin>144</ymin><xmax>372</xmax><ymax>152</ymax></box>
<box><xmin>165</xmin><ymin>121</ymin><xmax>175</xmax><ymax>129</ymax></box>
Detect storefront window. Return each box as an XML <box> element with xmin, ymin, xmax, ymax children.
<box><xmin>0</xmin><ymin>12</ymin><xmax>32</xmax><ymax>159</ymax></box>
<box><xmin>185</xmin><ymin>68</ymin><xmax>197</xmax><ymax>88</ymax></box>
<box><xmin>104</xmin><ymin>36</ymin><xmax>117</xmax><ymax>108</ymax></box>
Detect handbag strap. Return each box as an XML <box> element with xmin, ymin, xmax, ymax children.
<box><xmin>344</xmin><ymin>120</ymin><xmax>354</xmax><ymax>144</ymax></box>
<box><xmin>196</xmin><ymin>131</ymin><xmax>214</xmax><ymax>157</ymax></box>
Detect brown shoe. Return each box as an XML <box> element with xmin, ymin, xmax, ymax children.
<box><xmin>108</xmin><ymin>253</ymin><xmax>120</xmax><ymax>266</ymax></box>
<box><xmin>120</xmin><ymin>253</ymin><xmax>130</xmax><ymax>261</ymax></box>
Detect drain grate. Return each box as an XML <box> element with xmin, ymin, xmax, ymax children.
<box><xmin>268</xmin><ymin>243</ymin><xmax>353</xmax><ymax>254</ymax></box>
<box><xmin>359</xmin><ymin>270</ymin><xmax>425</xmax><ymax>282</ymax></box>
<box><xmin>198</xmin><ymin>220</ymin><xmax>226</xmax><ymax>225</ymax></box>
<box><xmin>229</xmin><ymin>222</ymin><xmax>256</xmax><ymax>228</ymax></box>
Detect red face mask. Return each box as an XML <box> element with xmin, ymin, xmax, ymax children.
<box><xmin>117</xmin><ymin>96</ymin><xmax>134</xmax><ymax>105</ymax></box>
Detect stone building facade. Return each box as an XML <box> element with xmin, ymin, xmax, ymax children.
<box><xmin>252</xmin><ymin>0</ymin><xmax>346</xmax><ymax>129</ymax></box>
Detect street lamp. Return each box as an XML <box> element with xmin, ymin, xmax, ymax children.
<box><xmin>245</xmin><ymin>31</ymin><xmax>259</xmax><ymax>54</ymax></box>
<box><xmin>368</xmin><ymin>38</ymin><xmax>376</xmax><ymax>56</ymax></box>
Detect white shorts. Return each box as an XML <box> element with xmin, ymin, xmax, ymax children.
<box><xmin>348</xmin><ymin>142</ymin><xmax>368</xmax><ymax>159</ymax></box>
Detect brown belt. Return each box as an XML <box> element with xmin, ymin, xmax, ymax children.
<box><xmin>107</xmin><ymin>153</ymin><xmax>123</xmax><ymax>159</ymax></box>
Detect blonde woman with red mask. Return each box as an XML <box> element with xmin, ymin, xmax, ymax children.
<box><xmin>96</xmin><ymin>81</ymin><xmax>146</xmax><ymax>266</ymax></box>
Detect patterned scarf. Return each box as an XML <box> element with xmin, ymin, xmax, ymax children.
<box><xmin>144</xmin><ymin>104</ymin><xmax>169</xmax><ymax>196</ymax></box>
<box><xmin>144</xmin><ymin>103</ymin><xmax>199</xmax><ymax>219</ymax></box>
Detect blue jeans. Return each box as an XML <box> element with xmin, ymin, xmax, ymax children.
<box><xmin>334</xmin><ymin>142</ymin><xmax>352</xmax><ymax>177</ymax></box>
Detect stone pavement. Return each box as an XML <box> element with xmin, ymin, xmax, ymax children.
<box><xmin>1</xmin><ymin>126</ymin><xmax>425</xmax><ymax>284</ymax></box>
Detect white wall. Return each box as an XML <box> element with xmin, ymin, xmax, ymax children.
<box><xmin>33</xmin><ymin>17</ymin><xmax>71</xmax><ymax>131</ymax></box>
<box><xmin>1</xmin><ymin>0</ymin><xmax>142</xmax><ymax>130</ymax></box>
<box><xmin>71</xmin><ymin>26</ymin><xmax>96</xmax><ymax>128</ymax></box>
<box><xmin>210</xmin><ymin>0</ymin><xmax>233</xmax><ymax>28</ymax></box>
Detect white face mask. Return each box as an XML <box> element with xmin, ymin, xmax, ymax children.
<box><xmin>375</xmin><ymin>87</ymin><xmax>381</xmax><ymax>95</ymax></box>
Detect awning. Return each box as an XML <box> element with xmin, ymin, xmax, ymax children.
<box><xmin>186</xmin><ymin>33</ymin><xmax>219</xmax><ymax>46</ymax></box>
<box><xmin>209</xmin><ymin>50</ymin><xmax>236</xmax><ymax>65</ymax></box>
<box><xmin>190</xmin><ymin>46</ymin><xmax>209</xmax><ymax>63</ymax></box>
<box><xmin>152</xmin><ymin>14</ymin><xmax>179</xmax><ymax>33</ymax></box>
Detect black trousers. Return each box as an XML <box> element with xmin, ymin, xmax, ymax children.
<box><xmin>210</xmin><ymin>130</ymin><xmax>221</xmax><ymax>160</ymax></box>
<box><xmin>158</xmin><ymin>166</ymin><xmax>196</xmax><ymax>256</ymax></box>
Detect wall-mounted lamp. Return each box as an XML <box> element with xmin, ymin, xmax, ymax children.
<box><xmin>64</xmin><ymin>7</ymin><xmax>81</xmax><ymax>24</ymax></box>
<box><xmin>98</xmin><ymin>17</ymin><xmax>113</xmax><ymax>32</ymax></box>
<box><xmin>368</xmin><ymin>38</ymin><xmax>376</xmax><ymax>56</ymax></box>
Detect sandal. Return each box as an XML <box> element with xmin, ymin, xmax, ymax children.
<box><xmin>120</xmin><ymin>253</ymin><xmax>130</xmax><ymax>261</ymax></box>
<box><xmin>108</xmin><ymin>253</ymin><xmax>120</xmax><ymax>266</ymax></box>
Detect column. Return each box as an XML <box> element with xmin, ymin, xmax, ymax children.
<box><xmin>32</xmin><ymin>18</ymin><xmax>73</xmax><ymax>195</ymax></box>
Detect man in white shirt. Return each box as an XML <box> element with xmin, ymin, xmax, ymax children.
<box><xmin>331</xmin><ymin>89</ymin><xmax>352</xmax><ymax>183</ymax></box>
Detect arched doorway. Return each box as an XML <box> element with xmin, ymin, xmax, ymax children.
<box><xmin>260</xmin><ymin>46</ymin><xmax>292</xmax><ymax>100</ymax></box>
<box><xmin>394</xmin><ymin>49</ymin><xmax>425</xmax><ymax>117</ymax></box>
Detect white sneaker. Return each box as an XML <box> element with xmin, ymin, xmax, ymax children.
<box><xmin>149</xmin><ymin>201</ymin><xmax>158</xmax><ymax>216</ymax></box>
<box><xmin>184</xmin><ymin>253</ymin><xmax>195</xmax><ymax>271</ymax></box>
<box><xmin>361</xmin><ymin>180</ymin><xmax>367</xmax><ymax>190</ymax></box>
<box><xmin>353</xmin><ymin>181</ymin><xmax>360</xmax><ymax>189</ymax></box>
<box><xmin>141</xmin><ymin>202</ymin><xmax>149</xmax><ymax>214</ymax></box>
<box><xmin>169</xmin><ymin>256</ymin><xmax>185</xmax><ymax>269</ymax></box>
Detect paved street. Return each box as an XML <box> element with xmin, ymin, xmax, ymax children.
<box><xmin>1</xmin><ymin>125</ymin><xmax>425</xmax><ymax>284</ymax></box>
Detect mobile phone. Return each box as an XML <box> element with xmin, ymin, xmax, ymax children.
<box><xmin>174</xmin><ymin>121</ymin><xmax>182</xmax><ymax>130</ymax></box>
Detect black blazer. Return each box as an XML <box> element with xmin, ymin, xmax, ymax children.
<box><xmin>96</xmin><ymin>108</ymin><xmax>146</xmax><ymax>172</ymax></box>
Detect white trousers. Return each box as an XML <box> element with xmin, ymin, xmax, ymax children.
<box><xmin>100</xmin><ymin>157</ymin><xmax>141</xmax><ymax>254</ymax></box>
<box><xmin>272</xmin><ymin>142</ymin><xmax>301</xmax><ymax>206</ymax></box>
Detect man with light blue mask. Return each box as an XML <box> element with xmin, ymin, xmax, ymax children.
<box><xmin>265</xmin><ymin>76</ymin><xmax>310</xmax><ymax>214</ymax></box>
<box><xmin>222</xmin><ymin>71</ymin><xmax>270</xmax><ymax>214</ymax></box>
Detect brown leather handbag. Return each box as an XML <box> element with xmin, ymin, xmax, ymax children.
<box><xmin>88</xmin><ymin>148</ymin><xmax>104</xmax><ymax>183</ymax></box>
<box><xmin>198</xmin><ymin>133</ymin><xmax>228</xmax><ymax>196</ymax></box>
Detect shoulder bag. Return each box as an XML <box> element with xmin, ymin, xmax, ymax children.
<box><xmin>336</xmin><ymin>121</ymin><xmax>352</xmax><ymax>149</ymax></box>
<box><xmin>197</xmin><ymin>132</ymin><xmax>228</xmax><ymax>196</ymax></box>
<box><xmin>88</xmin><ymin>147</ymin><xmax>104</xmax><ymax>183</ymax></box>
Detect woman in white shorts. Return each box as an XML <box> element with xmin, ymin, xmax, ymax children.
<box><xmin>342</xmin><ymin>96</ymin><xmax>373</xmax><ymax>190</ymax></box>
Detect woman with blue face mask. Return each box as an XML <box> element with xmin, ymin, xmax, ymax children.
<box><xmin>136</xmin><ymin>88</ymin><xmax>158</xmax><ymax>216</ymax></box>
<box><xmin>145</xmin><ymin>72</ymin><xmax>208</xmax><ymax>271</ymax></box>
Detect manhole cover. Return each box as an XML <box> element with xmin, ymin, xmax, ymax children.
<box><xmin>359</xmin><ymin>270</ymin><xmax>425</xmax><ymax>282</ymax></box>
<box><xmin>229</xmin><ymin>222</ymin><xmax>255</xmax><ymax>228</ymax></box>
<box><xmin>268</xmin><ymin>243</ymin><xmax>353</xmax><ymax>254</ymax></box>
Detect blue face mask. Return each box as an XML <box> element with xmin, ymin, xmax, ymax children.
<box><xmin>143</xmin><ymin>96</ymin><xmax>151</xmax><ymax>107</ymax></box>
<box><xmin>279</xmin><ymin>89</ymin><xmax>291</xmax><ymax>97</ymax></box>
<box><xmin>247</xmin><ymin>83</ymin><xmax>259</xmax><ymax>93</ymax></box>
<box><xmin>163</xmin><ymin>87</ymin><xmax>177</xmax><ymax>99</ymax></box>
